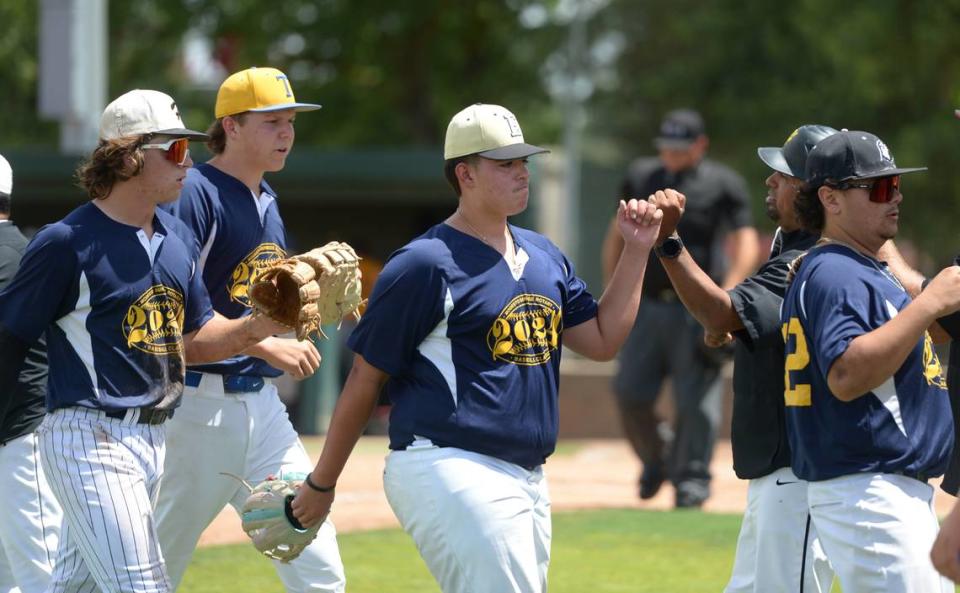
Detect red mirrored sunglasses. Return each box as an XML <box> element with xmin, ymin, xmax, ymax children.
<box><xmin>836</xmin><ymin>175</ymin><xmax>901</xmax><ymax>203</ymax></box>
<box><xmin>142</xmin><ymin>137</ymin><xmax>190</xmax><ymax>166</ymax></box>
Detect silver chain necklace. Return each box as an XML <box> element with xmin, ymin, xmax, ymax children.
<box><xmin>456</xmin><ymin>209</ymin><xmax>523</xmax><ymax>276</ymax></box>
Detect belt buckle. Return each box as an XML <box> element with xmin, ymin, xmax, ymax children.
<box><xmin>222</xmin><ymin>375</ymin><xmax>265</xmax><ymax>393</ymax></box>
<box><xmin>139</xmin><ymin>408</ymin><xmax>170</xmax><ymax>425</ymax></box>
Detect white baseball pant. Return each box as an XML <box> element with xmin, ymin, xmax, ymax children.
<box><xmin>37</xmin><ymin>407</ymin><xmax>170</xmax><ymax>593</ymax></box>
<box><xmin>154</xmin><ymin>373</ymin><xmax>345</xmax><ymax>592</ymax></box>
<box><xmin>383</xmin><ymin>443</ymin><xmax>551</xmax><ymax>593</ymax></box>
<box><xmin>808</xmin><ymin>472</ymin><xmax>953</xmax><ymax>592</ymax></box>
<box><xmin>0</xmin><ymin>431</ymin><xmax>62</xmax><ymax>593</ymax></box>
<box><xmin>724</xmin><ymin>466</ymin><xmax>834</xmax><ymax>593</ymax></box>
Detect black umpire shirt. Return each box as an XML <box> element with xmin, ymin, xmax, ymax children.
<box><xmin>727</xmin><ymin>228</ymin><xmax>818</xmax><ymax>479</ymax></box>
<box><xmin>0</xmin><ymin>220</ymin><xmax>48</xmax><ymax>444</ymax></box>
<box><xmin>621</xmin><ymin>157</ymin><xmax>753</xmax><ymax>297</ymax></box>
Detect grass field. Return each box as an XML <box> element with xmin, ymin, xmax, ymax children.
<box><xmin>180</xmin><ymin>509</ymin><xmax>748</xmax><ymax>592</ymax></box>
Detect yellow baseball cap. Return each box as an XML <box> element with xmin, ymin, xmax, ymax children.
<box><xmin>214</xmin><ymin>67</ymin><xmax>322</xmax><ymax>119</ymax></box>
<box><xmin>444</xmin><ymin>103</ymin><xmax>549</xmax><ymax>160</ymax></box>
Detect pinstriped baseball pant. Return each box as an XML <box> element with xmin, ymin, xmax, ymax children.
<box><xmin>37</xmin><ymin>407</ymin><xmax>171</xmax><ymax>593</ymax></box>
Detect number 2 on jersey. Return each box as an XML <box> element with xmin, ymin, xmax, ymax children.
<box><xmin>782</xmin><ymin>317</ymin><xmax>812</xmax><ymax>406</ymax></box>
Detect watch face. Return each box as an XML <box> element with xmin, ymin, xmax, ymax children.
<box><xmin>659</xmin><ymin>236</ymin><xmax>683</xmax><ymax>258</ymax></box>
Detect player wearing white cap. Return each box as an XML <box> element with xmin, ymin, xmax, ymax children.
<box><xmin>0</xmin><ymin>153</ymin><xmax>62</xmax><ymax>593</ymax></box>
<box><xmin>289</xmin><ymin>103</ymin><xmax>665</xmax><ymax>593</ymax></box>
<box><xmin>0</xmin><ymin>89</ymin><xmax>289</xmax><ymax>593</ymax></box>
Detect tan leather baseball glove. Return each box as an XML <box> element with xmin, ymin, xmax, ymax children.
<box><xmin>248</xmin><ymin>241</ymin><xmax>363</xmax><ymax>340</ymax></box>
<box><xmin>239</xmin><ymin>476</ymin><xmax>320</xmax><ymax>563</ymax></box>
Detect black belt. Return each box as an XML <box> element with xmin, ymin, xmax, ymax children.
<box><xmin>185</xmin><ymin>370</ymin><xmax>265</xmax><ymax>393</ymax></box>
<box><xmin>104</xmin><ymin>407</ymin><xmax>172</xmax><ymax>425</ymax></box>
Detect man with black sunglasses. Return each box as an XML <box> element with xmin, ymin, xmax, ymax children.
<box><xmin>782</xmin><ymin>130</ymin><xmax>960</xmax><ymax>592</ymax></box>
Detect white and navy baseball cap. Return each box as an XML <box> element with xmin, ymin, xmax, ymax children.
<box><xmin>804</xmin><ymin>130</ymin><xmax>926</xmax><ymax>187</ymax></box>
<box><xmin>444</xmin><ymin>103</ymin><xmax>549</xmax><ymax>160</ymax></box>
<box><xmin>99</xmin><ymin>89</ymin><xmax>208</xmax><ymax>142</ymax></box>
<box><xmin>0</xmin><ymin>153</ymin><xmax>11</xmax><ymax>195</ymax></box>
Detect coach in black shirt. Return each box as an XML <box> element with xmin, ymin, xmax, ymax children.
<box><xmin>0</xmin><ymin>152</ymin><xmax>59</xmax><ymax>593</ymax></box>
<box><xmin>602</xmin><ymin>109</ymin><xmax>758</xmax><ymax>508</ymax></box>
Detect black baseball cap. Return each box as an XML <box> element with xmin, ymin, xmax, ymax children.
<box><xmin>757</xmin><ymin>125</ymin><xmax>838</xmax><ymax>178</ymax></box>
<box><xmin>654</xmin><ymin>109</ymin><xmax>705</xmax><ymax>149</ymax></box>
<box><xmin>804</xmin><ymin>130</ymin><xmax>926</xmax><ymax>188</ymax></box>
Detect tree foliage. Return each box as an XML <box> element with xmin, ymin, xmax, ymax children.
<box><xmin>5</xmin><ymin>0</ymin><xmax>960</xmax><ymax>260</ymax></box>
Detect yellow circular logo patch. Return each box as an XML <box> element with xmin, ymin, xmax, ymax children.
<box><xmin>228</xmin><ymin>243</ymin><xmax>286</xmax><ymax>306</ymax></box>
<box><xmin>486</xmin><ymin>294</ymin><xmax>562</xmax><ymax>366</ymax></box>
<box><xmin>122</xmin><ymin>285</ymin><xmax>186</xmax><ymax>355</ymax></box>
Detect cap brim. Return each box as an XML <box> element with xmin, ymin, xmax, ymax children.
<box><xmin>155</xmin><ymin>128</ymin><xmax>209</xmax><ymax>141</ymax></box>
<box><xmin>476</xmin><ymin>143</ymin><xmax>550</xmax><ymax>160</ymax></box>
<box><xmin>654</xmin><ymin>138</ymin><xmax>695</xmax><ymax>150</ymax></box>
<box><xmin>851</xmin><ymin>166</ymin><xmax>928</xmax><ymax>180</ymax></box>
<box><xmin>757</xmin><ymin>147</ymin><xmax>795</xmax><ymax>177</ymax></box>
<box><xmin>247</xmin><ymin>103</ymin><xmax>322</xmax><ymax>113</ymax></box>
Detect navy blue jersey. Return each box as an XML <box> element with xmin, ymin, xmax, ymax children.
<box><xmin>162</xmin><ymin>163</ymin><xmax>288</xmax><ymax>378</ymax></box>
<box><xmin>348</xmin><ymin>223</ymin><xmax>598</xmax><ymax>469</ymax></box>
<box><xmin>0</xmin><ymin>203</ymin><xmax>214</xmax><ymax>412</ymax></box>
<box><xmin>781</xmin><ymin>243</ymin><xmax>952</xmax><ymax>481</ymax></box>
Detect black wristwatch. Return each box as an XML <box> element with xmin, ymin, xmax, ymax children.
<box><xmin>655</xmin><ymin>233</ymin><xmax>684</xmax><ymax>259</ymax></box>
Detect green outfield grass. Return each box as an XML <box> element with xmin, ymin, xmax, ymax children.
<box><xmin>180</xmin><ymin>509</ymin><xmax>744</xmax><ymax>593</ymax></box>
<box><xmin>178</xmin><ymin>507</ymin><xmax>960</xmax><ymax>592</ymax></box>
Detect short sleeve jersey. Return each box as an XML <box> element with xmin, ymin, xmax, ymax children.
<box><xmin>0</xmin><ymin>203</ymin><xmax>214</xmax><ymax>412</ymax></box>
<box><xmin>621</xmin><ymin>157</ymin><xmax>753</xmax><ymax>295</ymax></box>
<box><xmin>162</xmin><ymin>163</ymin><xmax>288</xmax><ymax>378</ymax></box>
<box><xmin>348</xmin><ymin>223</ymin><xmax>599</xmax><ymax>469</ymax></box>
<box><xmin>781</xmin><ymin>243</ymin><xmax>952</xmax><ymax>481</ymax></box>
<box><xmin>726</xmin><ymin>228</ymin><xmax>817</xmax><ymax>479</ymax></box>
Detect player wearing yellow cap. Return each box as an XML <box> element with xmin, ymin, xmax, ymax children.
<box><xmin>154</xmin><ymin>68</ymin><xmax>346</xmax><ymax>592</ymax></box>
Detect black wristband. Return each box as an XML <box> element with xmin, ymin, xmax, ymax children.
<box><xmin>304</xmin><ymin>474</ymin><xmax>336</xmax><ymax>493</ymax></box>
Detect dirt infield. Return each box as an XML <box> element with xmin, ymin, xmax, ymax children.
<box><xmin>197</xmin><ymin>436</ymin><xmax>958</xmax><ymax>547</ymax></box>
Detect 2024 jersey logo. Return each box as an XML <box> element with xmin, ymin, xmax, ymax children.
<box><xmin>487</xmin><ymin>294</ymin><xmax>562</xmax><ymax>366</ymax></box>
<box><xmin>227</xmin><ymin>243</ymin><xmax>286</xmax><ymax>306</ymax></box>
<box><xmin>123</xmin><ymin>285</ymin><xmax>186</xmax><ymax>355</ymax></box>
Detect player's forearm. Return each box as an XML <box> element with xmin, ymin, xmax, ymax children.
<box><xmin>720</xmin><ymin>228</ymin><xmax>759</xmax><ymax>290</ymax></box>
<box><xmin>827</xmin><ymin>300</ymin><xmax>938</xmax><ymax>401</ymax></box>
<box><xmin>309</xmin><ymin>357</ymin><xmax>386</xmax><ymax>487</ymax></box>
<box><xmin>878</xmin><ymin>240</ymin><xmax>925</xmax><ymax>297</ymax></box>
<box><xmin>586</xmin><ymin>243</ymin><xmax>651</xmax><ymax>360</ymax></box>
<box><xmin>600</xmin><ymin>219</ymin><xmax>624</xmax><ymax>287</ymax></box>
<box><xmin>660</xmin><ymin>248</ymin><xmax>743</xmax><ymax>334</ymax></box>
<box><xmin>184</xmin><ymin>313</ymin><xmax>278</xmax><ymax>364</ymax></box>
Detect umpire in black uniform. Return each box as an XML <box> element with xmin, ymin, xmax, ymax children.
<box><xmin>0</xmin><ymin>152</ymin><xmax>60</xmax><ymax>593</ymax></box>
<box><xmin>602</xmin><ymin>109</ymin><xmax>759</xmax><ymax>508</ymax></box>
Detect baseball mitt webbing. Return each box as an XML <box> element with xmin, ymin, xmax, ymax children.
<box><xmin>248</xmin><ymin>241</ymin><xmax>363</xmax><ymax>340</ymax></box>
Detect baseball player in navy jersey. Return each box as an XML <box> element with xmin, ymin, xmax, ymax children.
<box><xmin>155</xmin><ymin>67</ymin><xmax>345</xmax><ymax>592</ymax></box>
<box><xmin>652</xmin><ymin>125</ymin><xmax>838</xmax><ymax>592</ymax></box>
<box><xmin>289</xmin><ymin>103</ymin><xmax>663</xmax><ymax>593</ymax></box>
<box><xmin>782</xmin><ymin>130</ymin><xmax>960</xmax><ymax>592</ymax></box>
<box><xmin>0</xmin><ymin>89</ymin><xmax>289</xmax><ymax>593</ymax></box>
<box><xmin>0</xmin><ymin>153</ymin><xmax>62</xmax><ymax>593</ymax></box>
